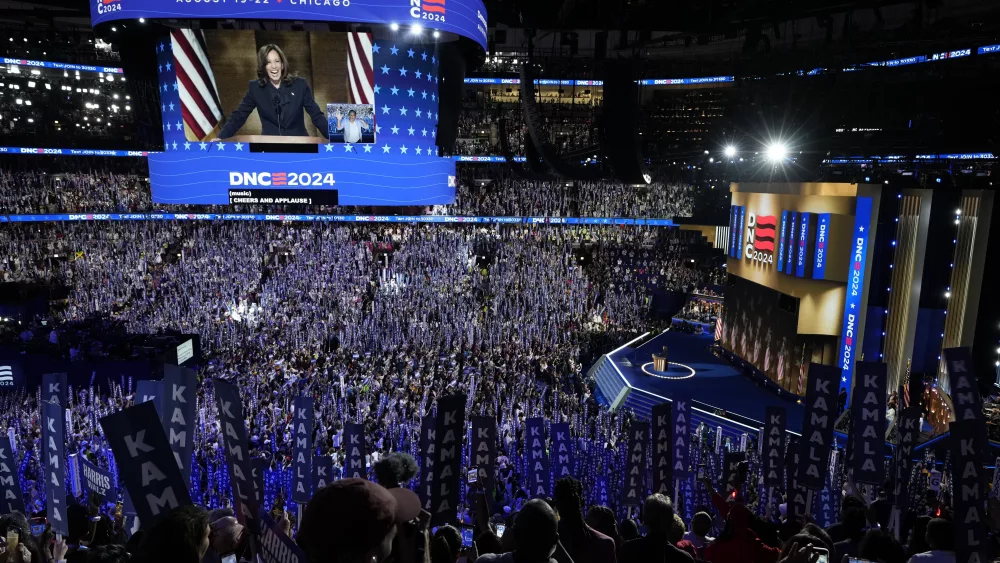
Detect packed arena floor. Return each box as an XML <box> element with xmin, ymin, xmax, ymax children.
<box><xmin>0</xmin><ymin>160</ymin><xmax>693</xmax><ymax>219</ymax></box>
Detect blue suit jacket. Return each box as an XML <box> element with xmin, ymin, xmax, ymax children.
<box><xmin>219</xmin><ymin>77</ymin><xmax>329</xmax><ymax>139</ymax></box>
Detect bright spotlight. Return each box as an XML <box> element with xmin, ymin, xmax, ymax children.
<box><xmin>765</xmin><ymin>142</ymin><xmax>788</xmax><ymax>162</ymax></box>
<box><xmin>724</xmin><ymin>145</ymin><xmax>736</xmax><ymax>158</ymax></box>
<box><xmin>139</xmin><ymin>18</ymin><xmax>145</xmax><ymax>23</ymax></box>
<box><xmin>390</xmin><ymin>23</ymin><xmax>399</xmax><ymax>31</ymax></box>
<box><xmin>410</xmin><ymin>24</ymin><xmax>423</xmax><ymax>35</ymax></box>
<box><xmin>433</xmin><ymin>31</ymin><xmax>441</xmax><ymax>39</ymax></box>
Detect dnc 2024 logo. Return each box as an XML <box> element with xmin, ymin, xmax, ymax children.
<box><xmin>0</xmin><ymin>365</ymin><xmax>14</xmax><ymax>387</ymax></box>
<box><xmin>411</xmin><ymin>0</ymin><xmax>446</xmax><ymax>22</ymax></box>
<box><xmin>744</xmin><ymin>212</ymin><xmax>777</xmax><ymax>265</ymax></box>
<box><xmin>96</xmin><ymin>0</ymin><xmax>122</xmax><ymax>16</ymax></box>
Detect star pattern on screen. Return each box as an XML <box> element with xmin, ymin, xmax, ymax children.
<box><xmin>157</xmin><ymin>36</ymin><xmax>441</xmax><ymax>158</ymax></box>
<box><xmin>356</xmin><ymin>38</ymin><xmax>440</xmax><ymax>158</ymax></box>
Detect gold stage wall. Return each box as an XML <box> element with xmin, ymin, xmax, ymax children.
<box><xmin>721</xmin><ymin>182</ymin><xmax>882</xmax><ymax>394</ymax></box>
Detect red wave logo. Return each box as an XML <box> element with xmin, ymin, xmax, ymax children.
<box><xmin>753</xmin><ymin>214</ymin><xmax>777</xmax><ymax>252</ymax></box>
<box><xmin>422</xmin><ymin>0</ymin><xmax>446</xmax><ymax>14</ymax></box>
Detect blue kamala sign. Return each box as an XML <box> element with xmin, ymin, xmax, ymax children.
<box><xmin>90</xmin><ymin>0</ymin><xmax>488</xmax><ymax>51</ymax></box>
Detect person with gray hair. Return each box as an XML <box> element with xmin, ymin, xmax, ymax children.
<box><xmin>620</xmin><ymin>494</ymin><xmax>694</xmax><ymax>563</ymax></box>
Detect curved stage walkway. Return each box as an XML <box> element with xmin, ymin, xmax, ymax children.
<box><xmin>608</xmin><ymin>330</ymin><xmax>805</xmax><ymax>430</ymax></box>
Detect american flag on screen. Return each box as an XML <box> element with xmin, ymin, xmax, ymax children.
<box><xmin>347</xmin><ymin>32</ymin><xmax>375</xmax><ymax>105</ymax></box>
<box><xmin>170</xmin><ymin>29</ymin><xmax>223</xmax><ymax>141</ymax></box>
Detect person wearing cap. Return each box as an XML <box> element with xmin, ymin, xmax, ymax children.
<box><xmin>475</xmin><ymin>499</ymin><xmax>562</xmax><ymax>563</ymax></box>
<box><xmin>297</xmin><ymin>478</ymin><xmax>423</xmax><ymax>563</ymax></box>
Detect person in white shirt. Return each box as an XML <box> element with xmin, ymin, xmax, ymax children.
<box><xmin>334</xmin><ymin>109</ymin><xmax>369</xmax><ymax>143</ymax></box>
<box><xmin>907</xmin><ymin>518</ymin><xmax>955</xmax><ymax>563</ymax></box>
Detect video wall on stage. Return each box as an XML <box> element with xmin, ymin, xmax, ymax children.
<box><xmin>720</xmin><ymin>275</ymin><xmax>838</xmax><ymax>394</ymax></box>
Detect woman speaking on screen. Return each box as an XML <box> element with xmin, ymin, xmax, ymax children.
<box><xmin>216</xmin><ymin>44</ymin><xmax>328</xmax><ymax>140</ymax></box>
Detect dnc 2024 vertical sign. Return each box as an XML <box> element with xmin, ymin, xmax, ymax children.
<box><xmin>838</xmin><ymin>197</ymin><xmax>874</xmax><ymax>401</ymax></box>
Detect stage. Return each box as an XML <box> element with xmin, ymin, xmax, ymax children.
<box><xmin>607</xmin><ymin>329</ymin><xmax>805</xmax><ymax>430</ymax></box>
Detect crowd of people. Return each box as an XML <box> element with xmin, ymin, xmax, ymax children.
<box><xmin>0</xmin><ymin>455</ymin><xmax>985</xmax><ymax>563</ymax></box>
<box><xmin>443</xmin><ymin>167</ymin><xmax>694</xmax><ymax>219</ymax></box>
<box><xmin>0</xmin><ymin>218</ymin><xmax>722</xmax><ymax>503</ymax></box>
<box><xmin>0</xmin><ymin>162</ymin><xmax>695</xmax><ymax>220</ymax></box>
<box><xmin>674</xmin><ymin>298</ymin><xmax>723</xmax><ymax>324</ymax></box>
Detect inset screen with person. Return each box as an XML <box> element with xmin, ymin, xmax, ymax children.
<box><xmin>327</xmin><ymin>103</ymin><xmax>375</xmax><ymax>144</ymax></box>
<box><xmin>171</xmin><ymin>29</ymin><xmax>376</xmax><ymax>144</ymax></box>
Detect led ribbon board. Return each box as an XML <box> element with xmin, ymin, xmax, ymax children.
<box><xmin>90</xmin><ymin>0</ymin><xmax>489</xmax><ymax>51</ymax></box>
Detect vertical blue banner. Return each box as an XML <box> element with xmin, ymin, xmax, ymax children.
<box><xmin>525</xmin><ymin>418</ymin><xmax>549</xmax><ymax>498</ymax></box>
<box><xmin>729</xmin><ymin>206</ymin><xmax>739</xmax><ymax>258</ymax></box>
<box><xmin>786</xmin><ymin>212</ymin><xmax>798</xmax><ymax>274</ymax></box>
<box><xmin>777</xmin><ymin>210</ymin><xmax>788</xmax><ymax>273</ymax></box>
<box><xmin>813</xmin><ymin>213</ymin><xmax>830</xmax><ymax>279</ymax></box>
<box><xmin>738</xmin><ymin>207</ymin><xmax>746</xmax><ymax>259</ymax></box>
<box><xmin>796</xmin><ymin>212</ymin><xmax>811</xmax><ymax>277</ymax></box>
<box><xmin>672</xmin><ymin>396</ymin><xmax>690</xmax><ymax>479</ymax></box>
<box><xmin>292</xmin><ymin>397</ymin><xmax>314</xmax><ymax>503</ymax></box>
<box><xmin>838</xmin><ymin>196</ymin><xmax>873</xmax><ymax>403</ymax></box>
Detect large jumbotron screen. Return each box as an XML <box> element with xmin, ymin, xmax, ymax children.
<box><xmin>148</xmin><ymin>28</ymin><xmax>456</xmax><ymax>206</ymax></box>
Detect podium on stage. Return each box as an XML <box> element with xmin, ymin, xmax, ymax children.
<box><xmin>652</xmin><ymin>346</ymin><xmax>669</xmax><ymax>372</ymax></box>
